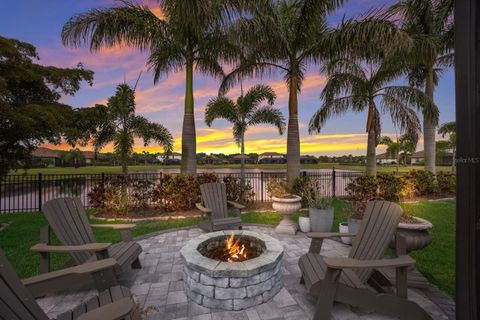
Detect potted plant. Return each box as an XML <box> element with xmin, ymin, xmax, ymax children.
<box><xmin>345</xmin><ymin>175</ymin><xmax>378</xmax><ymax>234</ymax></box>
<box><xmin>390</xmin><ymin>204</ymin><xmax>433</xmax><ymax>252</ymax></box>
<box><xmin>298</xmin><ymin>212</ymin><xmax>311</xmax><ymax>233</ymax></box>
<box><xmin>267</xmin><ymin>179</ymin><xmax>301</xmax><ymax>235</ymax></box>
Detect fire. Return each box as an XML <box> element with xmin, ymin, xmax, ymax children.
<box><xmin>224</xmin><ymin>233</ymin><xmax>247</xmax><ymax>263</ymax></box>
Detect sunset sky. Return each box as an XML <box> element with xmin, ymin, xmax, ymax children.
<box><xmin>0</xmin><ymin>0</ymin><xmax>455</xmax><ymax>156</ymax></box>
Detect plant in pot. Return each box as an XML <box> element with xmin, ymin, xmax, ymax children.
<box><xmin>300</xmin><ymin>178</ymin><xmax>333</xmax><ymax>232</ymax></box>
<box><xmin>267</xmin><ymin>178</ymin><xmax>302</xmax><ymax>234</ymax></box>
<box><xmin>344</xmin><ymin>175</ymin><xmax>378</xmax><ymax>237</ymax></box>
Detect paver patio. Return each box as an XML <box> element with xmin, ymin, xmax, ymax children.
<box><xmin>37</xmin><ymin>226</ymin><xmax>454</xmax><ymax>320</ymax></box>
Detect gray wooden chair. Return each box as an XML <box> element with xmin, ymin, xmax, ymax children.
<box><xmin>196</xmin><ymin>183</ymin><xmax>244</xmax><ymax>232</ymax></box>
<box><xmin>33</xmin><ymin>198</ymin><xmax>142</xmax><ymax>277</ymax></box>
<box><xmin>0</xmin><ymin>249</ymin><xmax>137</xmax><ymax>320</ymax></box>
<box><xmin>299</xmin><ymin>200</ymin><xmax>432</xmax><ymax>320</ymax></box>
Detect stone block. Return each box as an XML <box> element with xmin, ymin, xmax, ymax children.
<box><xmin>215</xmin><ymin>287</ymin><xmax>247</xmax><ymax>300</ymax></box>
<box><xmin>187</xmin><ymin>278</ymin><xmax>215</xmax><ymax>298</ymax></box>
<box><xmin>202</xmin><ymin>296</ymin><xmax>233</xmax><ymax>310</ymax></box>
<box><xmin>233</xmin><ymin>295</ymin><xmax>263</xmax><ymax>311</ymax></box>
<box><xmin>199</xmin><ymin>274</ymin><xmax>229</xmax><ymax>288</ymax></box>
<box><xmin>246</xmin><ymin>279</ymin><xmax>273</xmax><ymax>298</ymax></box>
<box><xmin>183</xmin><ymin>266</ymin><xmax>200</xmax><ymax>282</ymax></box>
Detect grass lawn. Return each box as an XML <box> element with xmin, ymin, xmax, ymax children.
<box><xmin>0</xmin><ymin>199</ymin><xmax>455</xmax><ymax>298</ymax></box>
<box><xmin>9</xmin><ymin>163</ymin><xmax>453</xmax><ymax>175</ymax></box>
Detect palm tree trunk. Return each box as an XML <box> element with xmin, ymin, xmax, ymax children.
<box><xmin>366</xmin><ymin>103</ymin><xmax>377</xmax><ymax>176</ymax></box>
<box><xmin>240</xmin><ymin>134</ymin><xmax>245</xmax><ymax>186</ymax></box>
<box><xmin>181</xmin><ymin>57</ymin><xmax>197</xmax><ymax>176</ymax></box>
<box><xmin>287</xmin><ymin>72</ymin><xmax>300</xmax><ymax>184</ymax></box>
<box><xmin>424</xmin><ymin>68</ymin><xmax>436</xmax><ymax>174</ymax></box>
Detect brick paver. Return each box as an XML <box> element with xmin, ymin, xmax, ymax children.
<box><xmin>37</xmin><ymin>226</ymin><xmax>454</xmax><ymax>319</ymax></box>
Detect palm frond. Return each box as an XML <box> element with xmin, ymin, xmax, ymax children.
<box><xmin>379</xmin><ymin>93</ymin><xmax>421</xmax><ymax>137</ymax></box>
<box><xmin>241</xmin><ymin>84</ymin><xmax>276</xmax><ymax>113</ymax></box>
<box><xmin>309</xmin><ymin>96</ymin><xmax>359</xmax><ymax>133</ymax></box>
<box><xmin>248</xmin><ymin>106</ymin><xmax>286</xmax><ymax>135</ymax></box>
<box><xmin>204</xmin><ymin>96</ymin><xmax>237</xmax><ymax>126</ymax></box>
<box><xmin>131</xmin><ymin>116</ymin><xmax>173</xmax><ymax>152</ymax></box>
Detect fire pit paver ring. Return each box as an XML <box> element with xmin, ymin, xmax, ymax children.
<box><xmin>180</xmin><ymin>230</ymin><xmax>284</xmax><ymax>310</ymax></box>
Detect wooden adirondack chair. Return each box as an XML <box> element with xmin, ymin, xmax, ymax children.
<box><xmin>196</xmin><ymin>183</ymin><xmax>245</xmax><ymax>232</ymax></box>
<box><xmin>0</xmin><ymin>250</ymin><xmax>137</xmax><ymax>320</ymax></box>
<box><xmin>33</xmin><ymin>198</ymin><xmax>142</xmax><ymax>277</ymax></box>
<box><xmin>299</xmin><ymin>200</ymin><xmax>432</xmax><ymax>320</ymax></box>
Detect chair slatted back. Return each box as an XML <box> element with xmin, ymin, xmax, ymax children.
<box><xmin>0</xmin><ymin>250</ymin><xmax>49</xmax><ymax>320</ymax></box>
<box><xmin>42</xmin><ymin>198</ymin><xmax>96</xmax><ymax>265</ymax></box>
<box><xmin>348</xmin><ymin>201</ymin><xmax>403</xmax><ymax>283</ymax></box>
<box><xmin>200</xmin><ymin>183</ymin><xmax>228</xmax><ymax>220</ymax></box>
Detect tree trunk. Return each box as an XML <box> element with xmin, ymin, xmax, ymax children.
<box><xmin>366</xmin><ymin>102</ymin><xmax>377</xmax><ymax>176</ymax></box>
<box><xmin>287</xmin><ymin>72</ymin><xmax>300</xmax><ymax>184</ymax></box>
<box><xmin>424</xmin><ymin>68</ymin><xmax>436</xmax><ymax>174</ymax></box>
<box><xmin>181</xmin><ymin>58</ymin><xmax>197</xmax><ymax>176</ymax></box>
<box><xmin>240</xmin><ymin>134</ymin><xmax>245</xmax><ymax>185</ymax></box>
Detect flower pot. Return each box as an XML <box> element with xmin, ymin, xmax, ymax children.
<box><xmin>339</xmin><ymin>222</ymin><xmax>351</xmax><ymax>244</ymax></box>
<box><xmin>347</xmin><ymin>217</ymin><xmax>362</xmax><ymax>235</ymax></box>
<box><xmin>272</xmin><ymin>195</ymin><xmax>302</xmax><ymax>235</ymax></box>
<box><xmin>309</xmin><ymin>206</ymin><xmax>334</xmax><ymax>232</ymax></box>
<box><xmin>298</xmin><ymin>216</ymin><xmax>311</xmax><ymax>233</ymax></box>
<box><xmin>390</xmin><ymin>217</ymin><xmax>433</xmax><ymax>253</ymax></box>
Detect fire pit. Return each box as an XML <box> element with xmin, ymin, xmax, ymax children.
<box><xmin>180</xmin><ymin>230</ymin><xmax>284</xmax><ymax>310</ymax></box>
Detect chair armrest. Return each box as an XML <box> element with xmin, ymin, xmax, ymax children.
<box><xmin>196</xmin><ymin>203</ymin><xmax>212</xmax><ymax>214</ymax></box>
<box><xmin>323</xmin><ymin>255</ymin><xmax>416</xmax><ymax>270</ymax></box>
<box><xmin>227</xmin><ymin>201</ymin><xmax>246</xmax><ymax>210</ymax></box>
<box><xmin>91</xmin><ymin>224</ymin><xmax>136</xmax><ymax>230</ymax></box>
<box><xmin>77</xmin><ymin>297</ymin><xmax>136</xmax><ymax>320</ymax></box>
<box><xmin>307</xmin><ymin>232</ymin><xmax>356</xmax><ymax>239</ymax></box>
<box><xmin>31</xmin><ymin>243</ymin><xmax>112</xmax><ymax>253</ymax></box>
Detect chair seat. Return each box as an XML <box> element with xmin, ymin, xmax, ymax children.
<box><xmin>86</xmin><ymin>242</ymin><xmax>142</xmax><ymax>274</ymax></box>
<box><xmin>299</xmin><ymin>253</ymin><xmax>366</xmax><ymax>294</ymax></box>
<box><xmin>55</xmin><ymin>286</ymin><xmax>132</xmax><ymax>320</ymax></box>
<box><xmin>212</xmin><ymin>217</ymin><xmax>242</xmax><ymax>230</ymax></box>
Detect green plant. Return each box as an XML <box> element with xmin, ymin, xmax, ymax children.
<box><xmin>222</xmin><ymin>175</ymin><xmax>255</xmax><ymax>204</ymax></box>
<box><xmin>377</xmin><ymin>172</ymin><xmax>405</xmax><ymax>202</ymax></box>
<box><xmin>401</xmin><ymin>170</ymin><xmax>436</xmax><ymax>196</ymax></box>
<box><xmin>345</xmin><ymin>175</ymin><xmax>378</xmax><ymax>219</ymax></box>
<box><xmin>266</xmin><ymin>178</ymin><xmax>289</xmax><ymax>198</ymax></box>
<box><xmin>436</xmin><ymin>171</ymin><xmax>456</xmax><ymax>194</ymax></box>
<box><xmin>294</xmin><ymin>176</ymin><xmax>332</xmax><ymax>209</ymax></box>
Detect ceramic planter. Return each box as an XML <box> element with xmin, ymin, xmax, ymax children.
<box><xmin>298</xmin><ymin>216</ymin><xmax>311</xmax><ymax>233</ymax></box>
<box><xmin>339</xmin><ymin>222</ymin><xmax>351</xmax><ymax>244</ymax></box>
<box><xmin>390</xmin><ymin>217</ymin><xmax>433</xmax><ymax>252</ymax></box>
<box><xmin>309</xmin><ymin>206</ymin><xmax>334</xmax><ymax>232</ymax></box>
<box><xmin>272</xmin><ymin>195</ymin><xmax>302</xmax><ymax>235</ymax></box>
<box><xmin>347</xmin><ymin>217</ymin><xmax>362</xmax><ymax>235</ymax></box>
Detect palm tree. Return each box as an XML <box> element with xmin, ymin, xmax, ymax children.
<box><xmin>309</xmin><ymin>57</ymin><xmax>437</xmax><ymax>176</ymax></box>
<box><xmin>388</xmin><ymin>0</ymin><xmax>454</xmax><ymax>174</ymax></box>
<box><xmin>94</xmin><ymin>84</ymin><xmax>172</xmax><ymax>175</ymax></box>
<box><xmin>438</xmin><ymin>121</ymin><xmax>456</xmax><ymax>172</ymax></box>
<box><xmin>205</xmin><ymin>84</ymin><xmax>285</xmax><ymax>184</ymax></box>
<box><xmin>379</xmin><ymin>133</ymin><xmax>418</xmax><ymax>172</ymax></box>
<box><xmin>61</xmin><ymin>1</ymin><xmax>259</xmax><ymax>176</ymax></box>
<box><xmin>219</xmin><ymin>1</ymin><xmax>411</xmax><ymax>183</ymax></box>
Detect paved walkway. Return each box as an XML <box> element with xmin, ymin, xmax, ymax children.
<box><xmin>37</xmin><ymin>226</ymin><xmax>454</xmax><ymax>320</ymax></box>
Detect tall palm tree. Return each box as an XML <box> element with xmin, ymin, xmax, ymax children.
<box><xmin>438</xmin><ymin>121</ymin><xmax>456</xmax><ymax>172</ymax></box>
<box><xmin>379</xmin><ymin>132</ymin><xmax>418</xmax><ymax>172</ymax></box>
<box><xmin>309</xmin><ymin>57</ymin><xmax>437</xmax><ymax>176</ymax></box>
<box><xmin>61</xmin><ymin>1</ymin><xmax>258</xmax><ymax>176</ymax></box>
<box><xmin>205</xmin><ymin>84</ymin><xmax>285</xmax><ymax>184</ymax></box>
<box><xmin>219</xmin><ymin>0</ymin><xmax>410</xmax><ymax>183</ymax></box>
<box><xmin>388</xmin><ymin>0</ymin><xmax>454</xmax><ymax>174</ymax></box>
<box><xmin>94</xmin><ymin>84</ymin><xmax>172</xmax><ymax>175</ymax></box>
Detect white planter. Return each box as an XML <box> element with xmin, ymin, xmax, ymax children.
<box><xmin>391</xmin><ymin>217</ymin><xmax>433</xmax><ymax>252</ymax></box>
<box><xmin>272</xmin><ymin>195</ymin><xmax>302</xmax><ymax>235</ymax></box>
<box><xmin>298</xmin><ymin>216</ymin><xmax>311</xmax><ymax>233</ymax></box>
<box><xmin>339</xmin><ymin>222</ymin><xmax>352</xmax><ymax>244</ymax></box>
<box><xmin>309</xmin><ymin>206</ymin><xmax>334</xmax><ymax>232</ymax></box>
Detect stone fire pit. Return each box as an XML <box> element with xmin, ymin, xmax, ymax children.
<box><xmin>180</xmin><ymin>230</ymin><xmax>284</xmax><ymax>310</ymax></box>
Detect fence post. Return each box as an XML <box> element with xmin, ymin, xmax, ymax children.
<box><xmin>261</xmin><ymin>171</ymin><xmax>264</xmax><ymax>202</ymax></box>
<box><xmin>101</xmin><ymin>172</ymin><xmax>105</xmax><ymax>184</ymax></box>
<box><xmin>302</xmin><ymin>171</ymin><xmax>307</xmax><ymax>178</ymax></box>
<box><xmin>332</xmin><ymin>168</ymin><xmax>336</xmax><ymax>198</ymax></box>
<box><xmin>38</xmin><ymin>173</ymin><xmax>42</xmax><ymax>212</ymax></box>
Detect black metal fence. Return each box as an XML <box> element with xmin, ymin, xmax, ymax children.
<box><xmin>0</xmin><ymin>170</ymin><xmax>363</xmax><ymax>213</ymax></box>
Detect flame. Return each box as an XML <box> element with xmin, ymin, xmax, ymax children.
<box><xmin>224</xmin><ymin>233</ymin><xmax>247</xmax><ymax>263</ymax></box>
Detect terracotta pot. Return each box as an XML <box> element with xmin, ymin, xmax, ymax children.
<box><xmin>272</xmin><ymin>195</ymin><xmax>302</xmax><ymax>235</ymax></box>
<box><xmin>390</xmin><ymin>217</ymin><xmax>433</xmax><ymax>253</ymax></box>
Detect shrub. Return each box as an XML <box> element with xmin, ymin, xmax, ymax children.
<box><xmin>130</xmin><ymin>180</ymin><xmax>155</xmax><ymax>208</ymax></box>
<box><xmin>222</xmin><ymin>175</ymin><xmax>255</xmax><ymax>204</ymax></box>
<box><xmin>345</xmin><ymin>175</ymin><xmax>378</xmax><ymax>219</ymax></box>
<box><xmin>152</xmin><ymin>174</ymin><xmax>202</xmax><ymax>212</ymax></box>
<box><xmin>437</xmin><ymin>171</ymin><xmax>456</xmax><ymax>194</ymax></box>
<box><xmin>377</xmin><ymin>172</ymin><xmax>404</xmax><ymax>202</ymax></box>
<box><xmin>293</xmin><ymin>176</ymin><xmax>331</xmax><ymax>209</ymax></box>
<box><xmin>401</xmin><ymin>170</ymin><xmax>436</xmax><ymax>197</ymax></box>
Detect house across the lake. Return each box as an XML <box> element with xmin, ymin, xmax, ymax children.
<box><xmin>31</xmin><ymin>147</ymin><xmax>102</xmax><ymax>167</ymax></box>
<box><xmin>231</xmin><ymin>154</ymin><xmax>256</xmax><ymax>164</ymax></box>
<box><xmin>159</xmin><ymin>152</ymin><xmax>181</xmax><ymax>165</ymax></box>
<box><xmin>258</xmin><ymin>152</ymin><xmax>286</xmax><ymax>164</ymax></box>
<box><xmin>376</xmin><ymin>152</ymin><xmax>397</xmax><ymax>164</ymax></box>
<box><xmin>300</xmin><ymin>155</ymin><xmax>318</xmax><ymax>164</ymax></box>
